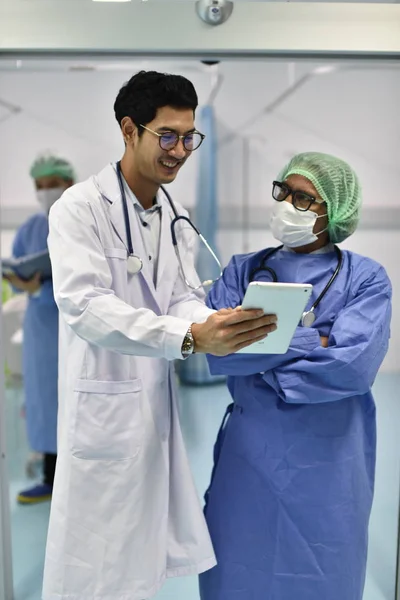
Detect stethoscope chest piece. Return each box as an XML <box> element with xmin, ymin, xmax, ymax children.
<box><xmin>114</xmin><ymin>160</ymin><xmax>221</xmax><ymax>288</ymax></box>
<box><xmin>127</xmin><ymin>254</ymin><xmax>143</xmax><ymax>275</ymax></box>
<box><xmin>302</xmin><ymin>309</ymin><xmax>316</xmax><ymax>328</ymax></box>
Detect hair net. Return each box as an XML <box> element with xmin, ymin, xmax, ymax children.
<box><xmin>278</xmin><ymin>152</ymin><xmax>362</xmax><ymax>243</ymax></box>
<box><xmin>30</xmin><ymin>154</ymin><xmax>76</xmax><ymax>182</ymax></box>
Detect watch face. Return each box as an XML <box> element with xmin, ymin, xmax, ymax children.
<box><xmin>182</xmin><ymin>328</ymin><xmax>194</xmax><ymax>355</ymax></box>
<box><xmin>182</xmin><ymin>335</ymin><xmax>193</xmax><ymax>354</ymax></box>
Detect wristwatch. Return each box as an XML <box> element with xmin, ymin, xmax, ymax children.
<box><xmin>181</xmin><ymin>324</ymin><xmax>195</xmax><ymax>356</ymax></box>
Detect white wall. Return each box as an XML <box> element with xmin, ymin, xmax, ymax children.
<box><xmin>2</xmin><ymin>61</ymin><xmax>398</xmax><ymax>212</ymax></box>
<box><xmin>0</xmin><ymin>58</ymin><xmax>399</xmax><ymax>371</ymax></box>
<box><xmin>0</xmin><ymin>64</ymin><xmax>213</xmax><ymax>213</ymax></box>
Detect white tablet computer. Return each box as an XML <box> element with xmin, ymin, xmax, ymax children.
<box><xmin>236</xmin><ymin>282</ymin><xmax>313</xmax><ymax>355</ymax></box>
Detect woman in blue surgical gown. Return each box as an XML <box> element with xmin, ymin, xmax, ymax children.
<box><xmin>199</xmin><ymin>152</ymin><xmax>392</xmax><ymax>600</ymax></box>
<box><xmin>5</xmin><ymin>155</ymin><xmax>75</xmax><ymax>504</ymax></box>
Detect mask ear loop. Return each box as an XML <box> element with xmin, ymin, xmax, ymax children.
<box><xmin>313</xmin><ymin>212</ymin><xmax>329</xmax><ymax>237</ymax></box>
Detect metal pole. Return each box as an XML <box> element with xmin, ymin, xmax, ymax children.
<box><xmin>242</xmin><ymin>137</ymin><xmax>250</xmax><ymax>253</ymax></box>
<box><xmin>0</xmin><ymin>249</ymin><xmax>15</xmax><ymax>600</ymax></box>
<box><xmin>395</xmin><ymin>473</ymin><xmax>400</xmax><ymax>600</ymax></box>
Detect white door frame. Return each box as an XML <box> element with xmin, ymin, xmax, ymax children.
<box><xmin>0</xmin><ymin>264</ymin><xmax>14</xmax><ymax>600</ymax></box>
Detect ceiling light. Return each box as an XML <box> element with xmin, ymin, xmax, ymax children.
<box><xmin>313</xmin><ymin>65</ymin><xmax>338</xmax><ymax>75</ymax></box>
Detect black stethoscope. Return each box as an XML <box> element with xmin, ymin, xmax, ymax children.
<box><xmin>249</xmin><ymin>244</ymin><xmax>343</xmax><ymax>327</ymax></box>
<box><xmin>115</xmin><ymin>161</ymin><xmax>222</xmax><ymax>289</ymax></box>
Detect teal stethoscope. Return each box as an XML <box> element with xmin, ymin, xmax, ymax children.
<box><xmin>116</xmin><ymin>161</ymin><xmax>222</xmax><ymax>290</ymax></box>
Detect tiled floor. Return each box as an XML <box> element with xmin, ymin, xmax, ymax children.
<box><xmin>4</xmin><ymin>374</ymin><xmax>400</xmax><ymax>600</ymax></box>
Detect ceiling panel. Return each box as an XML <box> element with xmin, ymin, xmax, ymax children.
<box><xmin>10</xmin><ymin>0</ymin><xmax>400</xmax><ymax>3</ymax></box>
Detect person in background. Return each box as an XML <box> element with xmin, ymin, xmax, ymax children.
<box><xmin>199</xmin><ymin>152</ymin><xmax>392</xmax><ymax>600</ymax></box>
<box><xmin>4</xmin><ymin>154</ymin><xmax>75</xmax><ymax>504</ymax></box>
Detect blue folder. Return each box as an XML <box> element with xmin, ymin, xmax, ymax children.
<box><xmin>2</xmin><ymin>249</ymin><xmax>52</xmax><ymax>281</ymax></box>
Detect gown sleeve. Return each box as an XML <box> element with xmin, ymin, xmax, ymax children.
<box><xmin>262</xmin><ymin>265</ymin><xmax>392</xmax><ymax>404</ymax></box>
<box><xmin>10</xmin><ymin>224</ymin><xmax>27</xmax><ymax>295</ymax></box>
<box><xmin>12</xmin><ymin>225</ymin><xmax>26</xmax><ymax>259</ymax></box>
<box><xmin>11</xmin><ymin>218</ymin><xmax>56</xmax><ymax>305</ymax></box>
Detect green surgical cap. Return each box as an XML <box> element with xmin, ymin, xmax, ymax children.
<box><xmin>30</xmin><ymin>154</ymin><xmax>76</xmax><ymax>182</ymax></box>
<box><xmin>278</xmin><ymin>152</ymin><xmax>362</xmax><ymax>244</ymax></box>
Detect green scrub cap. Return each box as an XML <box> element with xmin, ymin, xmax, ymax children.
<box><xmin>278</xmin><ymin>152</ymin><xmax>362</xmax><ymax>243</ymax></box>
<box><xmin>30</xmin><ymin>154</ymin><xmax>76</xmax><ymax>182</ymax></box>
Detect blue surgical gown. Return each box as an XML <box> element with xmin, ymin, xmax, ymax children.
<box><xmin>12</xmin><ymin>213</ymin><xmax>59</xmax><ymax>454</ymax></box>
<box><xmin>199</xmin><ymin>246</ymin><xmax>392</xmax><ymax>600</ymax></box>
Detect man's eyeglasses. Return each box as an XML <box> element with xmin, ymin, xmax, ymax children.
<box><xmin>140</xmin><ymin>125</ymin><xmax>205</xmax><ymax>152</ymax></box>
<box><xmin>272</xmin><ymin>181</ymin><xmax>325</xmax><ymax>212</ymax></box>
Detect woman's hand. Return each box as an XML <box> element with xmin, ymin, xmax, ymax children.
<box><xmin>4</xmin><ymin>272</ymin><xmax>41</xmax><ymax>294</ymax></box>
<box><xmin>320</xmin><ymin>336</ymin><xmax>329</xmax><ymax>348</ymax></box>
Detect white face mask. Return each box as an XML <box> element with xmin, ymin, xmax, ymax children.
<box><xmin>270</xmin><ymin>201</ymin><xmax>328</xmax><ymax>248</ymax></box>
<box><xmin>36</xmin><ymin>187</ymin><xmax>65</xmax><ymax>214</ymax></box>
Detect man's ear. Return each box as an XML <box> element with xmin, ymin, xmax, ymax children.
<box><xmin>121</xmin><ymin>117</ymin><xmax>138</xmax><ymax>146</ymax></box>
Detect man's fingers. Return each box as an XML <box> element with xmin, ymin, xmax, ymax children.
<box><xmin>222</xmin><ymin>308</ymin><xmax>275</xmax><ymax>327</ymax></box>
<box><xmin>222</xmin><ymin>315</ymin><xmax>277</xmax><ymax>339</ymax></box>
<box><xmin>232</xmin><ymin>323</ymin><xmax>277</xmax><ymax>346</ymax></box>
<box><xmin>221</xmin><ymin>308</ymin><xmax>263</xmax><ymax>325</ymax></box>
<box><xmin>217</xmin><ymin>308</ymin><xmax>235</xmax><ymax>316</ymax></box>
<box><xmin>217</xmin><ymin>323</ymin><xmax>277</xmax><ymax>355</ymax></box>
<box><xmin>233</xmin><ymin>332</ymin><xmax>272</xmax><ymax>352</ymax></box>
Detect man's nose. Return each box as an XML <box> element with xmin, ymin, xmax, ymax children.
<box><xmin>169</xmin><ymin>139</ymin><xmax>187</xmax><ymax>159</ymax></box>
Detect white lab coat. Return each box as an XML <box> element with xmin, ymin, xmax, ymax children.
<box><xmin>42</xmin><ymin>164</ymin><xmax>216</xmax><ymax>600</ymax></box>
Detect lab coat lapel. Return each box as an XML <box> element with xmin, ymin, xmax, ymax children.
<box><xmin>95</xmin><ymin>164</ymin><xmax>159</xmax><ymax>307</ymax></box>
<box><xmin>156</xmin><ymin>198</ymin><xmax>177</xmax><ymax>312</ymax></box>
<box><xmin>122</xmin><ymin>199</ymin><xmax>158</xmax><ymax>299</ymax></box>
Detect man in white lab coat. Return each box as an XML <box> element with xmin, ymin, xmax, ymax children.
<box><xmin>43</xmin><ymin>70</ymin><xmax>277</xmax><ymax>600</ymax></box>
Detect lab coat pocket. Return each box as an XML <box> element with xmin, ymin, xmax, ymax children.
<box><xmin>104</xmin><ymin>247</ymin><xmax>127</xmax><ymax>260</ymax></box>
<box><xmin>71</xmin><ymin>379</ymin><xmax>143</xmax><ymax>461</ymax></box>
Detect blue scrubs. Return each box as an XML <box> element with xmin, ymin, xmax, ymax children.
<box><xmin>199</xmin><ymin>246</ymin><xmax>392</xmax><ymax>600</ymax></box>
<box><xmin>13</xmin><ymin>213</ymin><xmax>59</xmax><ymax>454</ymax></box>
